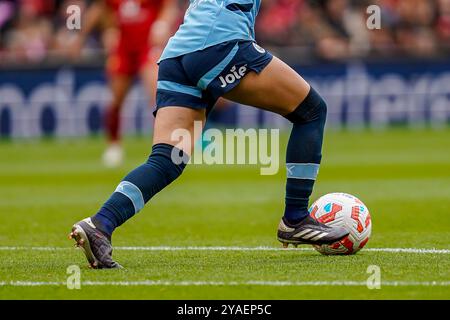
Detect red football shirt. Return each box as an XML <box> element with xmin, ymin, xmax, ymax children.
<box><xmin>106</xmin><ymin>0</ymin><xmax>165</xmax><ymax>52</ymax></box>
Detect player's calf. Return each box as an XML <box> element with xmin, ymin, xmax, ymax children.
<box><xmin>283</xmin><ymin>87</ymin><xmax>327</xmax><ymax>225</ymax></box>
<box><xmin>91</xmin><ymin>143</ymin><xmax>189</xmax><ymax>238</ymax></box>
<box><xmin>277</xmin><ymin>87</ymin><xmax>351</xmax><ymax>246</ymax></box>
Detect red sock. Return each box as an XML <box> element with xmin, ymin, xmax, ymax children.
<box><xmin>105</xmin><ymin>105</ymin><xmax>121</xmax><ymax>142</ymax></box>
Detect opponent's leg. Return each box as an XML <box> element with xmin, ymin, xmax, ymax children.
<box><xmin>70</xmin><ymin>107</ymin><xmax>205</xmax><ymax>268</ymax></box>
<box><xmin>139</xmin><ymin>49</ymin><xmax>160</xmax><ymax>102</ymax></box>
<box><xmin>224</xmin><ymin>57</ymin><xmax>349</xmax><ymax>246</ymax></box>
<box><xmin>103</xmin><ymin>75</ymin><xmax>132</xmax><ymax>167</ymax></box>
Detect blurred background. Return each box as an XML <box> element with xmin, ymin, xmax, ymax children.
<box><xmin>0</xmin><ymin>0</ymin><xmax>449</xmax><ymax>138</ymax></box>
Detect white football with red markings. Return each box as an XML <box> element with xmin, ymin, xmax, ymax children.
<box><xmin>309</xmin><ymin>193</ymin><xmax>372</xmax><ymax>255</ymax></box>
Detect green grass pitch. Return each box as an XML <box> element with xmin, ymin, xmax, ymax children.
<box><xmin>0</xmin><ymin>128</ymin><xmax>449</xmax><ymax>299</ymax></box>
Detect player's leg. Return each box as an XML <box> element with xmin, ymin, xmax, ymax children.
<box><xmin>70</xmin><ymin>106</ymin><xmax>205</xmax><ymax>268</ymax></box>
<box><xmin>96</xmin><ymin>106</ymin><xmax>204</xmax><ymax>235</ymax></box>
<box><xmin>103</xmin><ymin>74</ymin><xmax>132</xmax><ymax>167</ymax></box>
<box><xmin>224</xmin><ymin>56</ymin><xmax>310</xmax><ymax>115</ymax></box>
<box><xmin>224</xmin><ymin>56</ymin><xmax>349</xmax><ymax>246</ymax></box>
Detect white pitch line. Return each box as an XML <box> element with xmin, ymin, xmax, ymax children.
<box><xmin>0</xmin><ymin>247</ymin><xmax>68</xmax><ymax>251</ymax></box>
<box><xmin>0</xmin><ymin>246</ymin><xmax>448</xmax><ymax>254</ymax></box>
<box><xmin>363</xmin><ymin>248</ymin><xmax>450</xmax><ymax>254</ymax></box>
<box><xmin>117</xmin><ymin>246</ymin><xmax>313</xmax><ymax>252</ymax></box>
<box><xmin>116</xmin><ymin>246</ymin><xmax>450</xmax><ymax>254</ymax></box>
<box><xmin>0</xmin><ymin>280</ymin><xmax>449</xmax><ymax>287</ymax></box>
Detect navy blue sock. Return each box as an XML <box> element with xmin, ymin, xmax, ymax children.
<box><xmin>283</xmin><ymin>87</ymin><xmax>327</xmax><ymax>225</ymax></box>
<box><xmin>91</xmin><ymin>143</ymin><xmax>188</xmax><ymax>237</ymax></box>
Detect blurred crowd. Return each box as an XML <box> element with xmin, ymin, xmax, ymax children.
<box><xmin>0</xmin><ymin>0</ymin><xmax>449</xmax><ymax>65</ymax></box>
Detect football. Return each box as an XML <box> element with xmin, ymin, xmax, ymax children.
<box><xmin>309</xmin><ymin>193</ymin><xmax>372</xmax><ymax>255</ymax></box>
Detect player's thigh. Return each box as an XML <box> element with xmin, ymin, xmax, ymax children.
<box><xmin>223</xmin><ymin>56</ymin><xmax>310</xmax><ymax>116</ymax></box>
<box><xmin>153</xmin><ymin>106</ymin><xmax>206</xmax><ymax>155</ymax></box>
<box><xmin>109</xmin><ymin>74</ymin><xmax>133</xmax><ymax>107</ymax></box>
